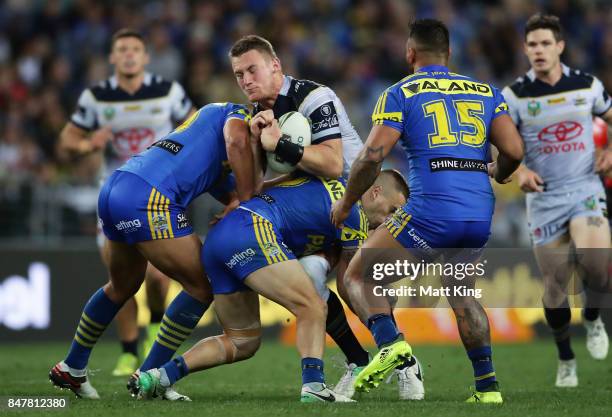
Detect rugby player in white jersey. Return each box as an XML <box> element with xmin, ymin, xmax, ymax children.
<box><xmin>502</xmin><ymin>14</ymin><xmax>612</xmax><ymax>387</ymax></box>
<box><xmin>57</xmin><ymin>29</ymin><xmax>195</xmax><ymax>389</ymax></box>
<box><xmin>228</xmin><ymin>35</ymin><xmax>423</xmax><ymax>400</ymax></box>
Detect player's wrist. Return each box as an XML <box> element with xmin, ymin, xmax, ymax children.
<box><xmin>274</xmin><ymin>135</ymin><xmax>304</xmax><ymax>165</ymax></box>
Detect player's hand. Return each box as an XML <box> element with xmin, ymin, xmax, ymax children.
<box><xmin>209</xmin><ymin>198</ymin><xmax>240</xmax><ymax>227</ymax></box>
<box><xmin>331</xmin><ymin>198</ymin><xmax>352</xmax><ymax>229</ymax></box>
<box><xmin>90</xmin><ymin>127</ymin><xmax>113</xmax><ymax>151</ymax></box>
<box><xmin>487</xmin><ymin>162</ymin><xmax>512</xmax><ymax>184</ymax></box>
<box><xmin>596</xmin><ymin>149</ymin><xmax>612</xmax><ymax>176</ymax></box>
<box><xmin>260</xmin><ymin>119</ymin><xmax>282</xmax><ymax>152</ymax></box>
<box><xmin>516</xmin><ymin>167</ymin><xmax>544</xmax><ymax>192</ymax></box>
<box><xmin>249</xmin><ymin>110</ymin><xmax>275</xmax><ymax>137</ymax></box>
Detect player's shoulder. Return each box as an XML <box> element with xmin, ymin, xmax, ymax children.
<box><xmin>506</xmin><ymin>73</ymin><xmax>534</xmax><ymax>98</ymax></box>
<box><xmin>564</xmin><ymin>66</ymin><xmax>601</xmax><ymax>90</ymax></box>
<box><xmin>89</xmin><ymin>73</ymin><xmax>174</xmax><ymax>101</ymax></box>
<box><xmin>286</xmin><ymin>76</ymin><xmax>332</xmax><ymax>106</ymax></box>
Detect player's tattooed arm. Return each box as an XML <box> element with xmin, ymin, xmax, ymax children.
<box><xmin>331</xmin><ymin>125</ymin><xmax>400</xmax><ymax>228</ymax></box>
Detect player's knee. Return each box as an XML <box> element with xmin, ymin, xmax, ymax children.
<box><xmin>181</xmin><ymin>280</ymin><xmax>213</xmax><ymax>305</ymax></box>
<box><xmin>234</xmin><ymin>335</ymin><xmax>261</xmax><ymax>361</ymax></box>
<box><xmin>222</xmin><ymin>327</ymin><xmax>262</xmax><ymax>362</ymax></box>
<box><xmin>296</xmin><ymin>295</ymin><xmax>327</xmax><ymax>322</ymax></box>
<box><xmin>299</xmin><ymin>255</ymin><xmax>331</xmax><ymax>300</ymax></box>
<box><xmin>103</xmin><ymin>280</ymin><xmax>140</xmax><ymax>304</ymax></box>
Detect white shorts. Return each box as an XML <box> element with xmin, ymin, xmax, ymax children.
<box><xmin>527</xmin><ymin>180</ymin><xmax>608</xmax><ymax>246</ymax></box>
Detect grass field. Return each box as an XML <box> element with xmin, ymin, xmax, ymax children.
<box><xmin>2</xmin><ymin>340</ymin><xmax>611</xmax><ymax>416</ymax></box>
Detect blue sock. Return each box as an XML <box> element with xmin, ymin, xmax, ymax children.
<box><xmin>161</xmin><ymin>356</ymin><xmax>190</xmax><ymax>385</ymax></box>
<box><xmin>65</xmin><ymin>288</ymin><xmax>121</xmax><ymax>370</ymax></box>
<box><xmin>140</xmin><ymin>291</ymin><xmax>209</xmax><ymax>371</ymax></box>
<box><xmin>367</xmin><ymin>314</ymin><xmax>400</xmax><ymax>348</ymax></box>
<box><xmin>467</xmin><ymin>346</ymin><xmax>497</xmax><ymax>391</ymax></box>
<box><xmin>301</xmin><ymin>357</ymin><xmax>324</xmax><ymax>384</ymax></box>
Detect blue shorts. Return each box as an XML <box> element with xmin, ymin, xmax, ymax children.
<box><xmin>98</xmin><ymin>171</ymin><xmax>193</xmax><ymax>244</ymax></box>
<box><xmin>202</xmin><ymin>208</ymin><xmax>295</xmax><ymax>294</ymax></box>
<box><xmin>384</xmin><ymin>207</ymin><xmax>491</xmax><ymax>261</ymax></box>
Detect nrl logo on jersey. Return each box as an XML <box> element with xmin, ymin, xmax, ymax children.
<box><xmin>262</xmin><ymin>242</ymin><xmax>280</xmax><ymax>258</ymax></box>
<box><xmin>103</xmin><ymin>106</ymin><xmax>115</xmax><ymax>120</ymax></box>
<box><xmin>151</xmin><ymin>214</ymin><xmax>168</xmax><ymax>233</ymax></box>
<box><xmin>527</xmin><ymin>100</ymin><xmax>541</xmax><ymax>117</ymax></box>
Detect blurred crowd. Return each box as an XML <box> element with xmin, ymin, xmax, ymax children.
<box><xmin>1</xmin><ymin>0</ymin><xmax>611</xmax><ymax>242</ymax></box>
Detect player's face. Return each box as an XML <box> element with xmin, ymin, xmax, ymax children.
<box><xmin>363</xmin><ymin>188</ymin><xmax>406</xmax><ymax>229</ymax></box>
<box><xmin>231</xmin><ymin>50</ymin><xmax>281</xmax><ymax>102</ymax></box>
<box><xmin>110</xmin><ymin>37</ymin><xmax>149</xmax><ymax>78</ymax></box>
<box><xmin>524</xmin><ymin>29</ymin><xmax>564</xmax><ymax>74</ymax></box>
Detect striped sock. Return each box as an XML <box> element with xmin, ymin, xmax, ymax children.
<box><xmin>139</xmin><ymin>291</ymin><xmax>209</xmax><ymax>371</ymax></box>
<box><xmin>467</xmin><ymin>346</ymin><xmax>497</xmax><ymax>391</ymax></box>
<box><xmin>65</xmin><ymin>288</ymin><xmax>121</xmax><ymax>370</ymax></box>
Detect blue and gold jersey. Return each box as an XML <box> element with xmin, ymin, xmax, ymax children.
<box><xmin>241</xmin><ymin>176</ymin><xmax>368</xmax><ymax>257</ymax></box>
<box><xmin>118</xmin><ymin>102</ymin><xmax>249</xmax><ymax>206</ymax></box>
<box><xmin>372</xmin><ymin>65</ymin><xmax>508</xmax><ymax>220</ymax></box>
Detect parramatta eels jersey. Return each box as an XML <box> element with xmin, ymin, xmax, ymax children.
<box><xmin>252</xmin><ymin>75</ymin><xmax>363</xmax><ymax>177</ymax></box>
<box><xmin>239</xmin><ymin>176</ymin><xmax>369</xmax><ymax>257</ymax></box>
<box><xmin>118</xmin><ymin>103</ymin><xmax>248</xmax><ymax>206</ymax></box>
<box><xmin>502</xmin><ymin>64</ymin><xmax>612</xmax><ymax>191</ymax></box>
<box><xmin>372</xmin><ymin>64</ymin><xmax>509</xmax><ymax>221</ymax></box>
<box><xmin>70</xmin><ymin>72</ymin><xmax>192</xmax><ymax>176</ymax></box>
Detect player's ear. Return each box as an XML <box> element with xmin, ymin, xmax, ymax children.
<box><xmin>371</xmin><ymin>184</ymin><xmax>382</xmax><ymax>200</ymax></box>
<box><xmin>556</xmin><ymin>40</ymin><xmax>565</xmax><ymax>55</ymax></box>
<box><xmin>271</xmin><ymin>57</ymin><xmax>281</xmax><ymax>73</ymax></box>
<box><xmin>406</xmin><ymin>47</ymin><xmax>416</xmax><ymax>66</ymax></box>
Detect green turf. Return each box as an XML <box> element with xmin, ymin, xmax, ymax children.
<box><xmin>1</xmin><ymin>340</ymin><xmax>611</xmax><ymax>416</ymax></box>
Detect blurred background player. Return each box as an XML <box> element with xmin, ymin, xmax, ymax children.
<box><xmin>57</xmin><ymin>28</ymin><xmax>195</xmax><ymax>377</ymax></box>
<box><xmin>134</xmin><ymin>166</ymin><xmax>407</xmax><ymax>402</ymax></box>
<box><xmin>502</xmin><ymin>14</ymin><xmax>612</xmax><ymax>388</ymax></box>
<box><xmin>332</xmin><ymin>19</ymin><xmax>524</xmax><ymax>404</ymax></box>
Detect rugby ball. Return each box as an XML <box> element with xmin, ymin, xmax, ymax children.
<box><xmin>266</xmin><ymin>111</ymin><xmax>311</xmax><ymax>173</ymax></box>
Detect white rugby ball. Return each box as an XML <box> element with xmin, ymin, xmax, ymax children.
<box><xmin>266</xmin><ymin>111</ymin><xmax>311</xmax><ymax>173</ymax></box>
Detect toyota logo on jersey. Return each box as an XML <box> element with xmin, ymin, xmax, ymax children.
<box><xmin>537</xmin><ymin>121</ymin><xmax>583</xmax><ymax>143</ymax></box>
<box><xmin>113</xmin><ymin>127</ymin><xmax>155</xmax><ymax>158</ymax></box>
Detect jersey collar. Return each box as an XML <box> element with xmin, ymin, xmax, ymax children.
<box><xmin>418</xmin><ymin>64</ymin><xmax>449</xmax><ymax>73</ymax></box>
<box><xmin>252</xmin><ymin>75</ymin><xmax>292</xmax><ymax>114</ymax></box>
<box><xmin>526</xmin><ymin>63</ymin><xmax>570</xmax><ymax>81</ymax></box>
<box><xmin>108</xmin><ymin>72</ymin><xmax>153</xmax><ymax>89</ymax></box>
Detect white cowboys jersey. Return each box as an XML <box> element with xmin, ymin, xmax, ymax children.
<box><xmin>253</xmin><ymin>75</ymin><xmax>363</xmax><ymax>177</ymax></box>
<box><xmin>70</xmin><ymin>72</ymin><xmax>192</xmax><ymax>177</ymax></box>
<box><xmin>502</xmin><ymin>64</ymin><xmax>612</xmax><ymax>191</ymax></box>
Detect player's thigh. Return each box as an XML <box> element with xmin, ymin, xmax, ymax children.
<box><xmin>345</xmin><ymin>222</ymin><xmax>414</xmax><ymax>286</ymax></box>
<box><xmin>534</xmin><ymin>235</ymin><xmax>573</xmax><ymax>303</ymax></box>
<box><xmin>137</xmin><ymin>233</ymin><xmax>206</xmax><ymax>285</ymax></box>
<box><xmin>245</xmin><ymin>260</ymin><xmax>324</xmax><ymax>314</ymax></box>
<box><xmin>106</xmin><ymin>239</ymin><xmax>148</xmax><ymax>295</ymax></box>
<box><xmin>569</xmin><ymin>216</ymin><xmax>611</xmax><ymax>249</ymax></box>
<box><xmin>213</xmin><ymin>291</ymin><xmax>261</xmax><ymax>330</ymax></box>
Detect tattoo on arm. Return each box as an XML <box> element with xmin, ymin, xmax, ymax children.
<box><xmin>363</xmin><ymin>145</ymin><xmax>384</xmax><ymax>163</ymax></box>
<box><xmin>344</xmin><ymin>146</ymin><xmax>383</xmax><ymax>204</ymax></box>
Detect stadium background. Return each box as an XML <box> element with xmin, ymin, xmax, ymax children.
<box><xmin>1</xmin><ymin>0</ymin><xmax>611</xmax><ymax>345</ymax></box>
